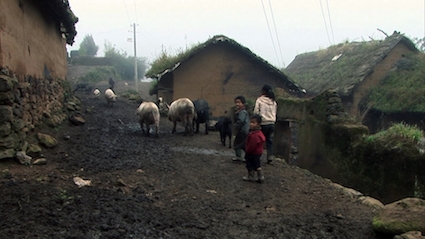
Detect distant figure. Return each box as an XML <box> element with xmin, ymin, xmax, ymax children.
<box><xmin>109</xmin><ymin>77</ymin><xmax>115</xmax><ymax>90</ymax></box>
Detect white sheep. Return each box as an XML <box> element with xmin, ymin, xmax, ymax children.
<box><xmin>104</xmin><ymin>88</ymin><xmax>117</xmax><ymax>107</ymax></box>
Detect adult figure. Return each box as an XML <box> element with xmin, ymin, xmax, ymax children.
<box><xmin>108</xmin><ymin>77</ymin><xmax>115</xmax><ymax>90</ymax></box>
<box><xmin>253</xmin><ymin>84</ymin><xmax>277</xmax><ymax>164</ymax></box>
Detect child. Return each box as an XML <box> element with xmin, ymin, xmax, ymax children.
<box><xmin>243</xmin><ymin>114</ymin><xmax>266</xmax><ymax>183</ymax></box>
<box><xmin>232</xmin><ymin>96</ymin><xmax>250</xmax><ymax>162</ymax></box>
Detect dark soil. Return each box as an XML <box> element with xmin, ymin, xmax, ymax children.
<box><xmin>0</xmin><ymin>82</ymin><xmax>385</xmax><ymax>239</ymax></box>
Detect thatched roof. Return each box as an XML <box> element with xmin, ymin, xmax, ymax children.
<box><xmin>146</xmin><ymin>35</ymin><xmax>305</xmax><ymax>94</ymax></box>
<box><xmin>37</xmin><ymin>0</ymin><xmax>78</xmax><ymax>45</ymax></box>
<box><xmin>285</xmin><ymin>32</ymin><xmax>418</xmax><ymax>97</ymax></box>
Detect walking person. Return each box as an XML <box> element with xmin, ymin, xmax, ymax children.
<box><xmin>243</xmin><ymin>114</ymin><xmax>266</xmax><ymax>183</ymax></box>
<box><xmin>108</xmin><ymin>77</ymin><xmax>115</xmax><ymax>90</ymax></box>
<box><xmin>232</xmin><ymin>96</ymin><xmax>250</xmax><ymax>162</ymax></box>
<box><xmin>254</xmin><ymin>84</ymin><xmax>277</xmax><ymax>164</ymax></box>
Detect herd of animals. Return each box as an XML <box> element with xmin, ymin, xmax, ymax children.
<box><xmin>74</xmin><ymin>83</ymin><xmax>233</xmax><ymax>146</ymax></box>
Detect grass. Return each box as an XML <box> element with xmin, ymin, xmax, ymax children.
<box><xmin>365</xmin><ymin>122</ymin><xmax>423</xmax><ymax>144</ymax></box>
<box><xmin>366</xmin><ymin>53</ymin><xmax>425</xmax><ymax>112</ymax></box>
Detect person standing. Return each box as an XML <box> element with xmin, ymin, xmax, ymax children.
<box><xmin>254</xmin><ymin>84</ymin><xmax>277</xmax><ymax>164</ymax></box>
<box><xmin>108</xmin><ymin>77</ymin><xmax>115</xmax><ymax>90</ymax></box>
<box><xmin>243</xmin><ymin>114</ymin><xmax>266</xmax><ymax>183</ymax></box>
<box><xmin>232</xmin><ymin>96</ymin><xmax>250</xmax><ymax>162</ymax></box>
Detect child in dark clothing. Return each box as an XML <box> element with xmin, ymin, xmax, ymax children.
<box><xmin>243</xmin><ymin>114</ymin><xmax>266</xmax><ymax>183</ymax></box>
<box><xmin>232</xmin><ymin>96</ymin><xmax>250</xmax><ymax>162</ymax></box>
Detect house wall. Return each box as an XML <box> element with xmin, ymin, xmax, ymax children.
<box><xmin>158</xmin><ymin>43</ymin><xmax>291</xmax><ymax>117</ymax></box>
<box><xmin>0</xmin><ymin>0</ymin><xmax>69</xmax><ymax>159</ymax></box>
<box><xmin>348</xmin><ymin>43</ymin><xmax>413</xmax><ymax>120</ymax></box>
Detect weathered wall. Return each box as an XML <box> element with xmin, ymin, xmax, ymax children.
<box><xmin>0</xmin><ymin>0</ymin><xmax>69</xmax><ymax>159</ymax></box>
<box><xmin>349</xmin><ymin>43</ymin><xmax>413</xmax><ymax>120</ymax></box>
<box><xmin>0</xmin><ymin>0</ymin><xmax>67</xmax><ymax>78</ymax></box>
<box><xmin>157</xmin><ymin>43</ymin><xmax>293</xmax><ymax>117</ymax></box>
<box><xmin>275</xmin><ymin>90</ymin><xmax>368</xmax><ymax>182</ymax></box>
<box><xmin>276</xmin><ymin>90</ymin><xmax>425</xmax><ymax>203</ymax></box>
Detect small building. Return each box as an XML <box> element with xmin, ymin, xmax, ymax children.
<box><xmin>0</xmin><ymin>0</ymin><xmax>77</xmax><ymax>159</ymax></box>
<box><xmin>285</xmin><ymin>32</ymin><xmax>418</xmax><ymax>132</ymax></box>
<box><xmin>147</xmin><ymin>35</ymin><xmax>305</xmax><ymax>116</ymax></box>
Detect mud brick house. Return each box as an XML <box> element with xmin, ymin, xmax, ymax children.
<box><xmin>147</xmin><ymin>35</ymin><xmax>305</xmax><ymax>117</ymax></box>
<box><xmin>0</xmin><ymin>0</ymin><xmax>78</xmax><ymax>159</ymax></box>
<box><xmin>285</xmin><ymin>32</ymin><xmax>419</xmax><ymax>132</ymax></box>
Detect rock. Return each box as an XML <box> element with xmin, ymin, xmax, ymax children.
<box><xmin>0</xmin><ymin>105</ymin><xmax>13</xmax><ymax>123</ymax></box>
<box><xmin>37</xmin><ymin>133</ymin><xmax>58</xmax><ymax>148</ymax></box>
<box><xmin>0</xmin><ymin>148</ymin><xmax>15</xmax><ymax>160</ymax></box>
<box><xmin>32</xmin><ymin>158</ymin><xmax>47</xmax><ymax>165</ymax></box>
<box><xmin>73</xmin><ymin>176</ymin><xmax>91</xmax><ymax>187</ymax></box>
<box><xmin>373</xmin><ymin>198</ymin><xmax>425</xmax><ymax>235</ymax></box>
<box><xmin>69</xmin><ymin>114</ymin><xmax>85</xmax><ymax>125</ymax></box>
<box><xmin>359</xmin><ymin>196</ymin><xmax>384</xmax><ymax>210</ymax></box>
<box><xmin>27</xmin><ymin>144</ymin><xmax>43</xmax><ymax>158</ymax></box>
<box><xmin>15</xmin><ymin>151</ymin><xmax>32</xmax><ymax>165</ymax></box>
<box><xmin>394</xmin><ymin>231</ymin><xmax>425</xmax><ymax>239</ymax></box>
<box><xmin>0</xmin><ymin>122</ymin><xmax>11</xmax><ymax>136</ymax></box>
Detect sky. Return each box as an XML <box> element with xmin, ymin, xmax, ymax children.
<box><xmin>67</xmin><ymin>0</ymin><xmax>424</xmax><ymax>69</ymax></box>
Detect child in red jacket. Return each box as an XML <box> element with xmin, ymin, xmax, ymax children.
<box><xmin>243</xmin><ymin>114</ymin><xmax>266</xmax><ymax>183</ymax></box>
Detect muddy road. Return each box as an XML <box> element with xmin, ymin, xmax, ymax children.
<box><xmin>0</xmin><ymin>85</ymin><xmax>384</xmax><ymax>238</ymax></box>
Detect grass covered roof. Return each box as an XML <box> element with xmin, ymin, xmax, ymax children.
<box><xmin>365</xmin><ymin>52</ymin><xmax>425</xmax><ymax>113</ymax></box>
<box><xmin>285</xmin><ymin>32</ymin><xmax>417</xmax><ymax>97</ymax></box>
<box><xmin>146</xmin><ymin>35</ymin><xmax>305</xmax><ymax>93</ymax></box>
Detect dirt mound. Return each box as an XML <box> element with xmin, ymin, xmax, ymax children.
<box><xmin>0</xmin><ymin>92</ymin><xmax>385</xmax><ymax>238</ymax></box>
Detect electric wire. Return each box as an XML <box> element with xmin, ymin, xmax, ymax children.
<box><xmin>123</xmin><ymin>0</ymin><xmax>132</xmax><ymax>25</ymax></box>
<box><xmin>325</xmin><ymin>0</ymin><xmax>335</xmax><ymax>44</ymax></box>
<box><xmin>261</xmin><ymin>0</ymin><xmax>281</xmax><ymax>67</ymax></box>
<box><xmin>133</xmin><ymin>0</ymin><xmax>139</xmax><ymax>24</ymax></box>
<box><xmin>319</xmin><ymin>0</ymin><xmax>332</xmax><ymax>45</ymax></box>
<box><xmin>268</xmin><ymin>0</ymin><xmax>285</xmax><ymax>67</ymax></box>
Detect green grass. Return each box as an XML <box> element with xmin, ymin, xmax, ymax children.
<box><xmin>366</xmin><ymin>53</ymin><xmax>425</xmax><ymax>112</ymax></box>
<box><xmin>365</xmin><ymin>122</ymin><xmax>423</xmax><ymax>143</ymax></box>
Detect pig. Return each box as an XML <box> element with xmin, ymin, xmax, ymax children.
<box><xmin>104</xmin><ymin>88</ymin><xmax>117</xmax><ymax>107</ymax></box>
<box><xmin>192</xmin><ymin>98</ymin><xmax>210</xmax><ymax>134</ymax></box>
<box><xmin>74</xmin><ymin>83</ymin><xmax>92</xmax><ymax>94</ymax></box>
<box><xmin>167</xmin><ymin>98</ymin><xmax>195</xmax><ymax>135</ymax></box>
<box><xmin>93</xmin><ymin>88</ymin><xmax>100</xmax><ymax>98</ymax></box>
<box><xmin>215</xmin><ymin>116</ymin><xmax>232</xmax><ymax>148</ymax></box>
<box><xmin>136</xmin><ymin>101</ymin><xmax>160</xmax><ymax>137</ymax></box>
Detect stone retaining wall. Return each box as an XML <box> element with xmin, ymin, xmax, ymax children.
<box><xmin>0</xmin><ymin>69</ymin><xmax>68</xmax><ymax>159</ymax></box>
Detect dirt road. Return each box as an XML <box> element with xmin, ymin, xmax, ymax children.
<box><xmin>0</xmin><ymin>86</ymin><xmax>385</xmax><ymax>238</ymax></box>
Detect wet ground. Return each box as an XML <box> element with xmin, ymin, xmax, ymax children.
<box><xmin>0</xmin><ymin>82</ymin><xmax>387</xmax><ymax>238</ymax></box>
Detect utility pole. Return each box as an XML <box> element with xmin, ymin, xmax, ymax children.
<box><xmin>132</xmin><ymin>23</ymin><xmax>138</xmax><ymax>92</ymax></box>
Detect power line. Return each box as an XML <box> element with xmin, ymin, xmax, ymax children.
<box><xmin>268</xmin><ymin>0</ymin><xmax>285</xmax><ymax>67</ymax></box>
<box><xmin>261</xmin><ymin>0</ymin><xmax>281</xmax><ymax>67</ymax></box>
<box><xmin>319</xmin><ymin>0</ymin><xmax>332</xmax><ymax>45</ymax></box>
<box><xmin>325</xmin><ymin>0</ymin><xmax>335</xmax><ymax>44</ymax></box>
<box><xmin>123</xmin><ymin>0</ymin><xmax>132</xmax><ymax>24</ymax></box>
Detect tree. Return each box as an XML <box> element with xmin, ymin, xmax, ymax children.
<box><xmin>103</xmin><ymin>41</ymin><xmax>147</xmax><ymax>81</ymax></box>
<box><xmin>414</xmin><ymin>37</ymin><xmax>425</xmax><ymax>53</ymax></box>
<box><xmin>79</xmin><ymin>34</ymin><xmax>99</xmax><ymax>57</ymax></box>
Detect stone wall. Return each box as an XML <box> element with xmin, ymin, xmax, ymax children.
<box><xmin>275</xmin><ymin>90</ymin><xmax>425</xmax><ymax>203</ymax></box>
<box><xmin>0</xmin><ymin>69</ymin><xmax>68</xmax><ymax>159</ymax></box>
<box><xmin>0</xmin><ymin>0</ymin><xmax>70</xmax><ymax>160</ymax></box>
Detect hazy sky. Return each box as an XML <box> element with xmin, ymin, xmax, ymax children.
<box><xmin>67</xmin><ymin>0</ymin><xmax>424</xmax><ymax>69</ymax></box>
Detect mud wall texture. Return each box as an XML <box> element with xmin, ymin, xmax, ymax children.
<box><xmin>157</xmin><ymin>43</ymin><xmax>293</xmax><ymax>117</ymax></box>
<box><xmin>0</xmin><ymin>0</ymin><xmax>69</xmax><ymax>159</ymax></box>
